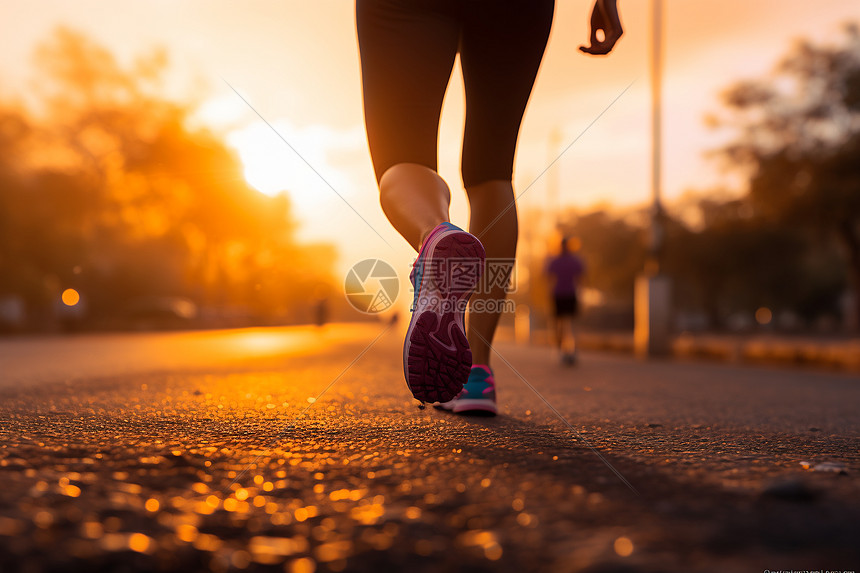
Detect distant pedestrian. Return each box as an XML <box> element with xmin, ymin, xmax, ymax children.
<box><xmin>546</xmin><ymin>236</ymin><xmax>586</xmax><ymax>365</ymax></box>
<box><xmin>356</xmin><ymin>0</ymin><xmax>623</xmax><ymax>411</ymax></box>
<box><xmin>314</xmin><ymin>296</ymin><xmax>329</xmax><ymax>328</ymax></box>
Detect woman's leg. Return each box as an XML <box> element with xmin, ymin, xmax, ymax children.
<box><xmin>464</xmin><ymin>180</ymin><xmax>517</xmax><ymax>365</ymax></box>
<box><xmin>459</xmin><ymin>0</ymin><xmax>554</xmax><ymax>366</ymax></box>
<box><xmin>358</xmin><ymin>1</ymin><xmax>486</xmax><ymax>403</ymax></box>
<box><xmin>379</xmin><ymin>164</ymin><xmax>450</xmax><ymax>252</ymax></box>
<box><xmin>555</xmin><ymin>314</ymin><xmax>565</xmax><ymax>350</ymax></box>
<box><xmin>356</xmin><ymin>0</ymin><xmax>459</xmax><ymax>251</ymax></box>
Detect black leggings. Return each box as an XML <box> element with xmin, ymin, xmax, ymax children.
<box><xmin>356</xmin><ymin>0</ymin><xmax>554</xmax><ymax>188</ymax></box>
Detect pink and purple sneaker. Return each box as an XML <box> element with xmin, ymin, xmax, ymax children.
<box><xmin>404</xmin><ymin>222</ymin><xmax>484</xmax><ymax>404</ymax></box>
<box><xmin>437</xmin><ymin>365</ymin><xmax>498</xmax><ymax>415</ymax></box>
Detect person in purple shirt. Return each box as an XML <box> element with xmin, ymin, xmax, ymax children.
<box><xmin>546</xmin><ymin>236</ymin><xmax>586</xmax><ymax>365</ymax></box>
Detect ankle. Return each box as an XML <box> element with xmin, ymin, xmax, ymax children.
<box><xmin>471</xmin><ymin>353</ymin><xmax>490</xmax><ymax>366</ymax></box>
<box><xmin>419</xmin><ymin>221</ymin><xmax>447</xmax><ymax>249</ymax></box>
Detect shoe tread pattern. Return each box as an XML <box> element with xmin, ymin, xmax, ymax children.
<box><xmin>405</xmin><ymin>231</ymin><xmax>484</xmax><ymax>403</ymax></box>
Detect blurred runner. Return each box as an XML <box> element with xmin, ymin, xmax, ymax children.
<box><xmin>546</xmin><ymin>236</ymin><xmax>586</xmax><ymax>366</ymax></box>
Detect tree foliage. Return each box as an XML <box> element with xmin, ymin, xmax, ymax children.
<box><xmin>0</xmin><ymin>28</ymin><xmax>336</xmax><ymax>329</ymax></box>
<box><xmin>713</xmin><ymin>24</ymin><xmax>860</xmax><ymax>325</ymax></box>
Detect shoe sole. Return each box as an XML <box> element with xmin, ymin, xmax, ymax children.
<box><xmin>433</xmin><ymin>399</ymin><xmax>498</xmax><ymax>415</ymax></box>
<box><xmin>404</xmin><ymin>229</ymin><xmax>484</xmax><ymax>403</ymax></box>
<box><xmin>450</xmin><ymin>398</ymin><xmax>498</xmax><ymax>415</ymax></box>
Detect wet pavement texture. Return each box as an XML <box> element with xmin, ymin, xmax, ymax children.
<box><xmin>1</xmin><ymin>324</ymin><xmax>858</xmax><ymax>572</ymax></box>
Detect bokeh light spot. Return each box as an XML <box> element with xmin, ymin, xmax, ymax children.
<box><xmin>614</xmin><ymin>536</ymin><xmax>634</xmax><ymax>557</ymax></box>
<box><xmin>62</xmin><ymin>288</ymin><xmax>80</xmax><ymax>306</ymax></box>
<box><xmin>176</xmin><ymin>524</ymin><xmax>198</xmax><ymax>543</ymax></box>
<box><xmin>289</xmin><ymin>557</ymin><xmax>317</xmax><ymax>573</ymax></box>
<box><xmin>755</xmin><ymin>307</ymin><xmax>773</xmax><ymax>325</ymax></box>
<box><xmin>129</xmin><ymin>533</ymin><xmax>151</xmax><ymax>553</ymax></box>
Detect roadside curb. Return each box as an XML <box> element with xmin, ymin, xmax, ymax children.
<box><xmin>575</xmin><ymin>332</ymin><xmax>860</xmax><ymax>372</ymax></box>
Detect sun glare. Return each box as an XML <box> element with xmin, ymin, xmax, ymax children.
<box><xmin>229</xmin><ymin>124</ymin><xmax>293</xmax><ymax>196</ymax></box>
<box><xmin>192</xmin><ymin>94</ymin><xmax>248</xmax><ymax>129</ymax></box>
<box><xmin>226</xmin><ymin>120</ymin><xmax>364</xmax><ymax>219</ymax></box>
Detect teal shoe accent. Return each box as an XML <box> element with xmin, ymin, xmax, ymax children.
<box><xmin>459</xmin><ymin>365</ymin><xmax>496</xmax><ymax>402</ymax></box>
<box><xmin>436</xmin><ymin>365</ymin><xmax>498</xmax><ymax>415</ymax></box>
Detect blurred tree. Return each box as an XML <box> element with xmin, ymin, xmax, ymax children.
<box><xmin>552</xmin><ymin>200</ymin><xmax>844</xmax><ymax>331</ymax></box>
<box><xmin>559</xmin><ymin>209</ymin><xmax>648</xmax><ymax>301</ymax></box>
<box><xmin>713</xmin><ymin>24</ymin><xmax>860</xmax><ymax>327</ymax></box>
<box><xmin>0</xmin><ymin>27</ymin><xmax>337</xmax><ymax>329</ymax></box>
<box><xmin>663</xmin><ymin>198</ymin><xmax>844</xmax><ymax>327</ymax></box>
<box><xmin>0</xmin><ymin>108</ymin><xmax>35</xmax><ymax>298</ymax></box>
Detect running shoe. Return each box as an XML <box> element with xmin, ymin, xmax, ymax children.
<box><xmin>437</xmin><ymin>364</ymin><xmax>498</xmax><ymax>415</ymax></box>
<box><xmin>404</xmin><ymin>222</ymin><xmax>484</xmax><ymax>403</ymax></box>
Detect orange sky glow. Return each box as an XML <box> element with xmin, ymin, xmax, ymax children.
<box><xmin>3</xmin><ymin>1</ymin><xmax>858</xmax><ymax>283</ymax></box>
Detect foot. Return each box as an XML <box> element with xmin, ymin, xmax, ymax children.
<box><xmin>561</xmin><ymin>351</ymin><xmax>577</xmax><ymax>367</ymax></box>
<box><xmin>404</xmin><ymin>222</ymin><xmax>485</xmax><ymax>403</ymax></box>
<box><xmin>436</xmin><ymin>365</ymin><xmax>498</xmax><ymax>415</ymax></box>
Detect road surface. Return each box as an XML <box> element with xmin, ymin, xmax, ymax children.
<box><xmin>1</xmin><ymin>324</ymin><xmax>858</xmax><ymax>572</ymax></box>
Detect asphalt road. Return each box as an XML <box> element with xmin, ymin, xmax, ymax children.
<box><xmin>1</xmin><ymin>324</ymin><xmax>858</xmax><ymax>573</ymax></box>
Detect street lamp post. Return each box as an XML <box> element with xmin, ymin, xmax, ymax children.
<box><xmin>634</xmin><ymin>0</ymin><xmax>672</xmax><ymax>357</ymax></box>
<box><xmin>649</xmin><ymin>0</ymin><xmax>665</xmax><ymax>260</ymax></box>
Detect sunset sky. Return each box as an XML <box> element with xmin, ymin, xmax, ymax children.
<box><xmin>3</xmin><ymin>1</ymin><xmax>858</xmax><ymax>287</ymax></box>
